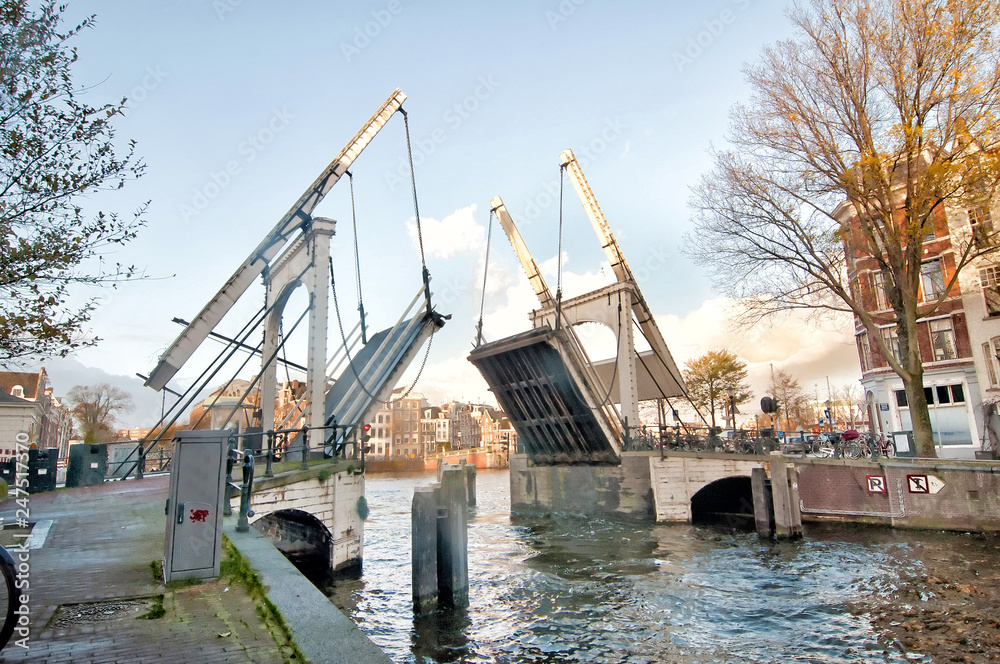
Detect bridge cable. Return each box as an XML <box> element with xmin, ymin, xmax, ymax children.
<box><xmin>346</xmin><ymin>170</ymin><xmax>368</xmax><ymax>344</ymax></box>
<box><xmin>401</xmin><ymin>108</ymin><xmax>433</xmax><ymax>313</ymax></box>
<box><xmin>329</xmin><ymin>254</ymin><xmax>377</xmax><ymax>401</ymax></box>
<box><xmin>555</xmin><ymin>165</ymin><xmax>565</xmax><ymax>331</ymax></box>
<box><xmin>327</xmin><ymin>254</ymin><xmax>434</xmax><ymax>408</ymax></box>
<box><xmin>321</xmin><ymin>108</ymin><xmax>439</xmax><ymax>439</ymax></box>
<box><xmin>131</xmin><ymin>303</ymin><xmax>272</xmax><ymax>473</ymax></box>
<box><xmin>215</xmin><ymin>305</ymin><xmax>311</xmax><ymax>431</ymax></box>
<box><xmin>475</xmin><ymin>208</ymin><xmax>496</xmax><ymax>348</ymax></box>
<box><xmin>278</xmin><ymin>318</ymin><xmax>292</xmax><ymax>385</ymax></box>
<box><xmin>633</xmin><ymin>338</ymin><xmax>706</xmax><ymax>434</ymax></box>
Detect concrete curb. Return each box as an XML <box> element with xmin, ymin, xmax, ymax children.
<box><xmin>223</xmin><ymin>517</ymin><xmax>392</xmax><ymax>664</ymax></box>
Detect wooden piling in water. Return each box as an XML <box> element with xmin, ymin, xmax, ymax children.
<box><xmin>768</xmin><ymin>453</ymin><xmax>802</xmax><ymax>539</ymax></box>
<box><xmin>786</xmin><ymin>465</ymin><xmax>803</xmax><ymax>537</ymax></box>
<box><xmin>437</xmin><ymin>467</ymin><xmax>469</xmax><ymax>609</ymax></box>
<box><xmin>751</xmin><ymin>467</ymin><xmax>773</xmax><ymax>538</ymax></box>
<box><xmin>464</xmin><ymin>462</ymin><xmax>476</xmax><ymax>508</ymax></box>
<box><xmin>411</xmin><ymin>487</ymin><xmax>439</xmax><ymax>613</ymax></box>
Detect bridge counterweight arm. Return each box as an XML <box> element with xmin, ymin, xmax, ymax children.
<box><xmin>146</xmin><ymin>89</ymin><xmax>408</xmax><ymax>392</ymax></box>
<box><xmin>489</xmin><ymin>196</ymin><xmax>556</xmax><ymax>309</ymax></box>
<box><xmin>558</xmin><ymin>149</ymin><xmax>686</xmax><ymax>395</ymax></box>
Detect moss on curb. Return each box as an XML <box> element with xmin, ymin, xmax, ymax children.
<box><xmin>221</xmin><ymin>535</ymin><xmax>306</xmax><ymax>664</ymax></box>
<box><xmin>137</xmin><ymin>594</ymin><xmax>165</xmax><ymax>620</ymax></box>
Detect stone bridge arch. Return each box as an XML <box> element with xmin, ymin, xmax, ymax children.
<box><xmin>252</xmin><ymin>508</ymin><xmax>333</xmax><ymax>571</ymax></box>
<box><xmin>239</xmin><ymin>463</ymin><xmax>366</xmax><ymax>575</ymax></box>
<box><xmin>690</xmin><ymin>476</ymin><xmax>755</xmax><ymax>527</ymax></box>
<box><xmin>649</xmin><ymin>455</ymin><xmax>768</xmax><ymax>522</ymax></box>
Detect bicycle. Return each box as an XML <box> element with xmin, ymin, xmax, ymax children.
<box><xmin>842</xmin><ymin>433</ymin><xmax>895</xmax><ymax>460</ymax></box>
<box><xmin>867</xmin><ymin>433</ymin><xmax>896</xmax><ymax>460</ymax></box>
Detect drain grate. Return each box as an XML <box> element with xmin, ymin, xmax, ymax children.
<box><xmin>51</xmin><ymin>599</ymin><xmax>150</xmax><ymax>627</ymax></box>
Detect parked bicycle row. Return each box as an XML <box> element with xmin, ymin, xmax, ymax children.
<box><xmin>623</xmin><ymin>426</ymin><xmax>896</xmax><ymax>459</ymax></box>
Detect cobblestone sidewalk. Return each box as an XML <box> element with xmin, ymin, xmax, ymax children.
<box><xmin>0</xmin><ymin>477</ymin><xmax>291</xmax><ymax>663</ymax></box>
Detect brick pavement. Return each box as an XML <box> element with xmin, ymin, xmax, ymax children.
<box><xmin>0</xmin><ymin>477</ymin><xmax>292</xmax><ymax>664</ymax></box>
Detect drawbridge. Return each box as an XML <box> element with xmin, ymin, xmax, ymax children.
<box><xmin>136</xmin><ymin>89</ymin><xmax>445</xmax><ymax>464</ymax></box>
<box><xmin>469</xmin><ymin>150</ymin><xmax>688</xmax><ymax>464</ymax></box>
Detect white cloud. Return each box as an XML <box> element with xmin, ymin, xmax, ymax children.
<box><xmin>407</xmin><ymin>355</ymin><xmax>495</xmax><ymax>406</ymax></box>
<box><xmin>655</xmin><ymin>298</ymin><xmax>862</xmax><ymax>412</ymax></box>
<box><xmin>407</xmin><ymin>204</ymin><xmax>485</xmax><ymax>260</ymax></box>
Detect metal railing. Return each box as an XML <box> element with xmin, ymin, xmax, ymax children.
<box><xmin>221</xmin><ymin>422</ymin><xmax>368</xmax><ymax>529</ymax></box>
<box><xmin>620</xmin><ymin>424</ymin><xmax>786</xmax><ymax>456</ymax></box>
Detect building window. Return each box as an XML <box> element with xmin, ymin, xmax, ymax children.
<box><xmin>922</xmin><ymin>221</ymin><xmax>937</xmax><ymax>242</ymax></box>
<box><xmin>920</xmin><ymin>384</ymin><xmax>966</xmax><ymax>406</ymax></box>
<box><xmin>900</xmin><ymin>384</ymin><xmax>966</xmax><ymax>408</ymax></box>
<box><xmin>993</xmin><ymin>337</ymin><xmax>1000</xmax><ymax>384</ymax></box>
<box><xmin>920</xmin><ymin>258</ymin><xmax>945</xmax><ymax>301</ymax></box>
<box><xmin>859</xmin><ymin>332</ymin><xmax>873</xmax><ymax>372</ymax></box>
<box><xmin>979</xmin><ymin>265</ymin><xmax>1000</xmax><ymax>316</ymax></box>
<box><xmin>969</xmin><ymin>203</ymin><xmax>993</xmax><ymax>247</ymax></box>
<box><xmin>10</xmin><ymin>385</ymin><xmax>23</xmax><ymax>398</ymax></box>
<box><xmin>871</xmin><ymin>271</ymin><xmax>889</xmax><ymax>311</ymax></box>
<box><xmin>881</xmin><ymin>327</ymin><xmax>901</xmax><ymax>362</ymax></box>
<box><xmin>983</xmin><ymin>342</ymin><xmax>999</xmax><ymax>387</ymax></box>
<box><xmin>928</xmin><ymin>318</ymin><xmax>957</xmax><ymax>361</ymax></box>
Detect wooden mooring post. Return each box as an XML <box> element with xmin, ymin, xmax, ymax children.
<box><xmin>412</xmin><ymin>466</ymin><xmax>470</xmax><ymax>614</ymax></box>
<box><xmin>411</xmin><ymin>487</ymin><xmax>439</xmax><ymax>613</ymax></box>
<box><xmin>751</xmin><ymin>454</ymin><xmax>803</xmax><ymax>540</ymax></box>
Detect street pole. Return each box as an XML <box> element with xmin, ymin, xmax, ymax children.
<box><xmin>826</xmin><ymin>376</ymin><xmax>834</xmax><ymax>432</ymax></box>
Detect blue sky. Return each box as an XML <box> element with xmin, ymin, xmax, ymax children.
<box><xmin>35</xmin><ymin>1</ymin><xmax>862</xmax><ymax>426</ymax></box>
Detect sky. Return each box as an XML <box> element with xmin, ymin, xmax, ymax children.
<box><xmin>26</xmin><ymin>0</ymin><xmax>862</xmax><ymax>427</ymax></box>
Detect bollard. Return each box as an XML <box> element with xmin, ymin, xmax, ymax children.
<box><xmin>437</xmin><ymin>467</ymin><xmax>469</xmax><ymax>609</ymax></box>
<box><xmin>264</xmin><ymin>430</ymin><xmax>274</xmax><ymax>478</ymax></box>
<box><xmin>236</xmin><ymin>453</ymin><xmax>255</xmax><ymax>533</ymax></box>
<box><xmin>412</xmin><ymin>487</ymin><xmax>439</xmax><ymax>613</ymax></box>
<box><xmin>300</xmin><ymin>426</ymin><xmax>309</xmax><ymax>470</ymax></box>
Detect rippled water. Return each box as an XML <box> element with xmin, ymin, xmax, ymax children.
<box><xmin>319</xmin><ymin>470</ymin><xmax>966</xmax><ymax>663</ymax></box>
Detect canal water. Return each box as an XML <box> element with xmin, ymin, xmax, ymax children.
<box><xmin>317</xmin><ymin>470</ymin><xmax>983</xmax><ymax>663</ymax></box>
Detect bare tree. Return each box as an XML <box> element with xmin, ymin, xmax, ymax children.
<box><xmin>688</xmin><ymin>0</ymin><xmax>1000</xmax><ymax>456</ymax></box>
<box><xmin>770</xmin><ymin>369</ymin><xmax>805</xmax><ymax>433</ymax></box>
<box><xmin>69</xmin><ymin>383</ymin><xmax>133</xmax><ymax>443</ymax></box>
<box><xmin>837</xmin><ymin>383</ymin><xmax>865</xmax><ymax>428</ymax></box>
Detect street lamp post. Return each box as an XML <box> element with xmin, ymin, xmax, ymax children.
<box><xmin>725</xmin><ymin>386</ymin><xmax>736</xmax><ymax>430</ymax></box>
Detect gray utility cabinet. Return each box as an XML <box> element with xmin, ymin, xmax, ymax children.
<box><xmin>163</xmin><ymin>430</ymin><xmax>228</xmax><ymax>583</ymax></box>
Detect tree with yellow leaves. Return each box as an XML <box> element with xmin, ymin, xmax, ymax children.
<box><xmin>689</xmin><ymin>0</ymin><xmax>1000</xmax><ymax>457</ymax></box>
